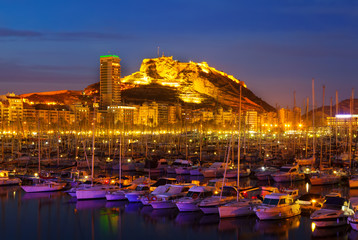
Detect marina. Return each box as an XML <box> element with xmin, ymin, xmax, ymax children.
<box><xmin>1</xmin><ymin>177</ymin><xmax>358</xmax><ymax>240</ymax></box>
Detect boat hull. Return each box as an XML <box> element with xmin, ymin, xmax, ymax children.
<box><xmin>21</xmin><ymin>183</ymin><xmax>66</xmax><ymax>193</ymax></box>
<box><xmin>176</xmin><ymin>202</ymin><xmax>200</xmax><ymax>212</ymax></box>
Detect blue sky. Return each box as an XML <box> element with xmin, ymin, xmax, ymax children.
<box><xmin>0</xmin><ymin>0</ymin><xmax>357</xmax><ymax>108</ymax></box>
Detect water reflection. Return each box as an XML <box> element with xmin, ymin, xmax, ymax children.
<box><xmin>1</xmin><ymin>181</ymin><xmax>358</xmax><ymax>240</ymax></box>
<box><xmin>311</xmin><ymin>225</ymin><xmax>348</xmax><ymax>239</ymax></box>
<box><xmin>255</xmin><ymin>216</ymin><xmax>300</xmax><ymax>239</ymax></box>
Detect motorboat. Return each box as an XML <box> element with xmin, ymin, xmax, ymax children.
<box><xmin>349</xmin><ymin>176</ymin><xmax>358</xmax><ymax>188</ymax></box>
<box><xmin>175</xmin><ymin>186</ymin><xmax>214</xmax><ymax>212</ymax></box>
<box><xmin>105</xmin><ymin>189</ymin><xmax>127</xmax><ymax>201</ymax></box>
<box><xmin>295</xmin><ymin>156</ymin><xmax>315</xmax><ymax>166</ymax></box>
<box><xmin>310</xmin><ymin>173</ymin><xmax>340</xmax><ymax>186</ymax></box>
<box><xmin>310</xmin><ymin>196</ymin><xmax>354</xmax><ymax>227</ymax></box>
<box><xmin>254</xmin><ymin>166</ymin><xmax>278</xmax><ymax>181</ymax></box>
<box><xmin>166</xmin><ymin>159</ymin><xmax>188</xmax><ymax>174</ymax></box>
<box><xmin>0</xmin><ymin>170</ymin><xmax>21</xmax><ymax>186</ymax></box>
<box><xmin>199</xmin><ymin>186</ymin><xmax>240</xmax><ymax>214</ymax></box>
<box><xmin>254</xmin><ymin>193</ymin><xmax>301</xmax><ymax>220</ymax></box>
<box><xmin>21</xmin><ymin>181</ymin><xmax>67</xmax><ymax>193</ymax></box>
<box><xmin>271</xmin><ymin>165</ymin><xmax>305</xmax><ymax>183</ymax></box>
<box><xmin>140</xmin><ymin>184</ymin><xmax>171</xmax><ymax>205</ymax></box>
<box><xmin>125</xmin><ymin>184</ymin><xmax>151</xmax><ymax>202</ymax></box>
<box><xmin>348</xmin><ymin>197</ymin><xmax>358</xmax><ymax>231</ymax></box>
<box><xmin>296</xmin><ymin>193</ymin><xmax>324</xmax><ymax>215</ymax></box>
<box><xmin>175</xmin><ymin>160</ymin><xmax>193</xmax><ymax>175</ymax></box>
<box><xmin>201</xmin><ymin>162</ymin><xmax>226</xmax><ymax>178</ymax></box>
<box><xmin>144</xmin><ymin>159</ymin><xmax>168</xmax><ymax>174</ymax></box>
<box><xmin>150</xmin><ymin>184</ymin><xmax>193</xmax><ymax>209</ymax></box>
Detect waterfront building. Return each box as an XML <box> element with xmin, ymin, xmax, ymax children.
<box><xmin>327</xmin><ymin>114</ymin><xmax>358</xmax><ymax>126</ymax></box>
<box><xmin>245</xmin><ymin>110</ymin><xmax>258</xmax><ymax>131</ymax></box>
<box><xmin>100</xmin><ymin>55</ymin><xmax>121</xmax><ymax>110</ymax></box>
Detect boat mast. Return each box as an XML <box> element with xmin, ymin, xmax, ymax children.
<box><xmin>237</xmin><ymin>85</ymin><xmax>242</xmax><ymax>201</ymax></box>
<box><xmin>349</xmin><ymin>88</ymin><xmax>354</xmax><ymax>172</ymax></box>
<box><xmin>312</xmin><ymin>78</ymin><xmax>315</xmax><ymax>169</ymax></box>
<box><xmin>37</xmin><ymin>118</ymin><xmax>41</xmax><ymax>175</ymax></box>
<box><xmin>320</xmin><ymin>85</ymin><xmax>325</xmax><ymax>170</ymax></box>
<box><xmin>305</xmin><ymin>97</ymin><xmax>309</xmax><ymax>158</ymax></box>
<box><xmin>91</xmin><ymin>100</ymin><xmax>97</xmax><ymax>186</ymax></box>
<box><xmin>336</xmin><ymin>91</ymin><xmax>339</xmax><ymax>157</ymax></box>
<box><xmin>329</xmin><ymin>97</ymin><xmax>332</xmax><ymax>167</ymax></box>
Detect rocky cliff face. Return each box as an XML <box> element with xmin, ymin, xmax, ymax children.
<box><xmin>122</xmin><ymin>56</ymin><xmax>275</xmax><ymax>112</ymax></box>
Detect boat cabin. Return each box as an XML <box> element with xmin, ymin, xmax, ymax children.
<box><xmin>0</xmin><ymin>170</ymin><xmax>9</xmax><ymax>178</ymax></box>
<box><xmin>262</xmin><ymin>193</ymin><xmax>295</xmax><ymax>206</ymax></box>
<box><xmin>186</xmin><ymin>186</ymin><xmax>213</xmax><ymax>199</ymax></box>
<box><xmin>278</xmin><ymin>165</ymin><xmax>301</xmax><ymax>173</ymax></box>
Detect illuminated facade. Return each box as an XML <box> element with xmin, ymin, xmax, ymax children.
<box><xmin>327</xmin><ymin>114</ymin><xmax>358</xmax><ymax>126</ymax></box>
<box><xmin>245</xmin><ymin>110</ymin><xmax>258</xmax><ymax>131</ymax></box>
<box><xmin>100</xmin><ymin>55</ymin><xmax>121</xmax><ymax>109</ymax></box>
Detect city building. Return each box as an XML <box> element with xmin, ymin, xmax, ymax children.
<box><xmin>100</xmin><ymin>55</ymin><xmax>121</xmax><ymax>109</ymax></box>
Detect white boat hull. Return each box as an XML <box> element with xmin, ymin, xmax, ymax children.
<box><xmin>151</xmin><ymin>201</ymin><xmax>176</xmax><ymax>209</ymax></box>
<box><xmin>272</xmin><ymin>174</ymin><xmax>305</xmax><ymax>183</ymax></box>
<box><xmin>312</xmin><ymin>217</ymin><xmax>348</xmax><ymax>228</ymax></box>
<box><xmin>105</xmin><ymin>192</ymin><xmax>126</xmax><ymax>201</ymax></box>
<box><xmin>21</xmin><ymin>182</ymin><xmax>66</xmax><ymax>193</ymax></box>
<box><xmin>0</xmin><ymin>178</ymin><xmax>21</xmax><ymax>186</ymax></box>
<box><xmin>76</xmin><ymin>189</ymin><xmax>107</xmax><ymax>200</ymax></box>
<box><xmin>176</xmin><ymin>202</ymin><xmax>200</xmax><ymax>212</ymax></box>
<box><xmin>255</xmin><ymin>205</ymin><xmax>301</xmax><ymax>220</ymax></box>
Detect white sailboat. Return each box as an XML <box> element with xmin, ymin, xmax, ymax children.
<box><xmin>21</xmin><ymin>122</ymin><xmax>66</xmax><ymax>193</ymax></box>
<box><xmin>218</xmin><ymin>85</ymin><xmax>262</xmax><ymax>218</ymax></box>
<box><xmin>76</xmin><ymin>104</ymin><xmax>107</xmax><ymax>200</ymax></box>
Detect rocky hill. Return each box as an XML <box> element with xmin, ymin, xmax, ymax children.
<box><xmin>120</xmin><ymin>56</ymin><xmax>275</xmax><ymax>112</ymax></box>
<box><xmin>18</xmin><ymin>56</ymin><xmax>275</xmax><ymax>112</ymax></box>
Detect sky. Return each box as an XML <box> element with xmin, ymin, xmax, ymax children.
<box><xmin>0</xmin><ymin>0</ymin><xmax>357</xmax><ymax>109</ymax></box>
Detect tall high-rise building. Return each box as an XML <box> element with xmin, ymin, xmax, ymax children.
<box><xmin>100</xmin><ymin>55</ymin><xmax>121</xmax><ymax>109</ymax></box>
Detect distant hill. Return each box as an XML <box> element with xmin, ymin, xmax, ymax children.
<box><xmin>120</xmin><ymin>56</ymin><xmax>275</xmax><ymax>112</ymax></box>
<box><xmin>19</xmin><ymin>56</ymin><xmax>276</xmax><ymax>112</ymax></box>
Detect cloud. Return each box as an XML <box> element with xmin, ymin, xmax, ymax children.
<box><xmin>0</xmin><ymin>27</ymin><xmax>43</xmax><ymax>37</ymax></box>
<box><xmin>54</xmin><ymin>31</ymin><xmax>129</xmax><ymax>40</ymax></box>
<box><xmin>0</xmin><ymin>27</ymin><xmax>130</xmax><ymax>41</ymax></box>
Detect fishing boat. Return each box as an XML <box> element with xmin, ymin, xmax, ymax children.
<box><xmin>310</xmin><ymin>196</ymin><xmax>354</xmax><ymax>227</ymax></box>
<box><xmin>254</xmin><ymin>193</ymin><xmax>301</xmax><ymax>220</ymax></box>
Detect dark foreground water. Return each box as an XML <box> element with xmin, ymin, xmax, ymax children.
<box><xmin>1</xmin><ymin>179</ymin><xmax>358</xmax><ymax>240</ymax></box>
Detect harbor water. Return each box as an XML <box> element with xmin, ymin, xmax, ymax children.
<box><xmin>1</xmin><ymin>177</ymin><xmax>358</xmax><ymax>240</ymax></box>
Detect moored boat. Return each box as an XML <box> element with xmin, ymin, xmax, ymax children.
<box><xmin>254</xmin><ymin>193</ymin><xmax>301</xmax><ymax>220</ymax></box>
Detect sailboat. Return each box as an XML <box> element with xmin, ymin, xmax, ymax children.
<box><xmin>76</xmin><ymin>104</ymin><xmax>107</xmax><ymax>200</ymax></box>
<box><xmin>21</xmin><ymin>122</ymin><xmax>66</xmax><ymax>193</ymax></box>
<box><xmin>309</xmin><ymin>83</ymin><xmax>340</xmax><ymax>186</ymax></box>
<box><xmin>218</xmin><ymin>85</ymin><xmax>262</xmax><ymax>218</ymax></box>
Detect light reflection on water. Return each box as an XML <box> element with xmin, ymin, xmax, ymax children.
<box><xmin>0</xmin><ymin>179</ymin><xmax>356</xmax><ymax>240</ymax></box>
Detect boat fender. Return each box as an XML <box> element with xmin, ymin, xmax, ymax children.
<box><xmin>151</xmin><ymin>196</ymin><xmax>157</xmax><ymax>201</ymax></box>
